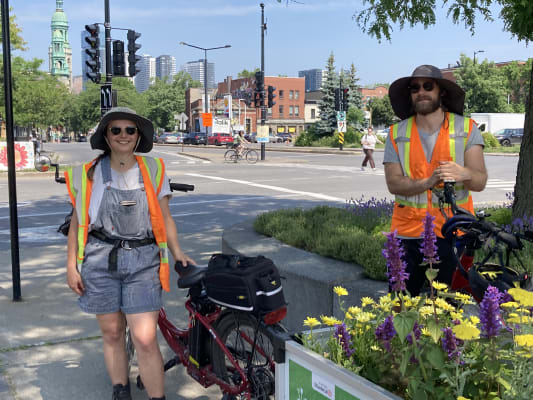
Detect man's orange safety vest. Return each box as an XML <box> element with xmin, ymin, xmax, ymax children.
<box><xmin>65</xmin><ymin>155</ymin><xmax>171</xmax><ymax>292</ymax></box>
<box><xmin>389</xmin><ymin>112</ymin><xmax>475</xmax><ymax>238</ymax></box>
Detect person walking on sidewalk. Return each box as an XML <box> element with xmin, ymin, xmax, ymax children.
<box><xmin>361</xmin><ymin>127</ymin><xmax>382</xmax><ymax>171</ymax></box>
<box><xmin>383</xmin><ymin>64</ymin><xmax>487</xmax><ymax>296</ymax></box>
<box><xmin>65</xmin><ymin>107</ymin><xmax>194</xmax><ymax>400</ymax></box>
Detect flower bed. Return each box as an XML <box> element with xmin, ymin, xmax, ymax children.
<box><xmin>298</xmin><ymin>213</ymin><xmax>533</xmax><ymax>400</ymax></box>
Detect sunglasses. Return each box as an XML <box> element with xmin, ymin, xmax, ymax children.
<box><xmin>408</xmin><ymin>81</ymin><xmax>435</xmax><ymax>94</ymax></box>
<box><xmin>109</xmin><ymin>126</ymin><xmax>138</xmax><ymax>135</ymax></box>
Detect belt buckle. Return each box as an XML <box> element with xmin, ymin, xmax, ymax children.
<box><xmin>121</xmin><ymin>240</ymin><xmax>132</xmax><ymax>250</ymax></box>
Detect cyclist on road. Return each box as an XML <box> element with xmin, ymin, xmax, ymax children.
<box><xmin>233</xmin><ymin>131</ymin><xmax>250</xmax><ymax>157</ymax></box>
<box><xmin>65</xmin><ymin>107</ymin><xmax>194</xmax><ymax>400</ymax></box>
<box><xmin>383</xmin><ymin>65</ymin><xmax>488</xmax><ymax>296</ymax></box>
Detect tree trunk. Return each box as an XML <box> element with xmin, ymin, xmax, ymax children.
<box><xmin>512</xmin><ymin>64</ymin><xmax>533</xmax><ymax>219</ymax></box>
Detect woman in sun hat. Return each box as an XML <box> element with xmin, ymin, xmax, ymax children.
<box><xmin>65</xmin><ymin>107</ymin><xmax>193</xmax><ymax>400</ymax></box>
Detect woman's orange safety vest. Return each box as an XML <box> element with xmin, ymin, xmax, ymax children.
<box><xmin>64</xmin><ymin>155</ymin><xmax>171</xmax><ymax>291</ymax></box>
<box><xmin>389</xmin><ymin>112</ymin><xmax>475</xmax><ymax>239</ymax></box>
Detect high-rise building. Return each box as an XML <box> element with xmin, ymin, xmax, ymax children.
<box><xmin>81</xmin><ymin>24</ymin><xmax>106</xmax><ymax>90</ymax></box>
<box><xmin>134</xmin><ymin>54</ymin><xmax>156</xmax><ymax>93</ymax></box>
<box><xmin>156</xmin><ymin>55</ymin><xmax>176</xmax><ymax>83</ymax></box>
<box><xmin>181</xmin><ymin>59</ymin><xmax>215</xmax><ymax>89</ymax></box>
<box><xmin>49</xmin><ymin>0</ymin><xmax>72</xmax><ymax>89</ymax></box>
<box><xmin>298</xmin><ymin>68</ymin><xmax>324</xmax><ymax>92</ymax></box>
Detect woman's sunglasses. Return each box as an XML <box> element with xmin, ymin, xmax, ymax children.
<box><xmin>408</xmin><ymin>81</ymin><xmax>435</xmax><ymax>94</ymax></box>
<box><xmin>109</xmin><ymin>126</ymin><xmax>138</xmax><ymax>135</ymax></box>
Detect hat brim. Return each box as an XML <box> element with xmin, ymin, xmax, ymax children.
<box><xmin>91</xmin><ymin>110</ymin><xmax>154</xmax><ymax>153</ymax></box>
<box><xmin>388</xmin><ymin>76</ymin><xmax>465</xmax><ymax>120</ymax></box>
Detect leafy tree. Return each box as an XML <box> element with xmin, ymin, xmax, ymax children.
<box><xmin>353</xmin><ymin>0</ymin><xmax>533</xmax><ymax>219</ymax></box>
<box><xmin>368</xmin><ymin>96</ymin><xmax>395</xmax><ymax>127</ymax></box>
<box><xmin>237</xmin><ymin>68</ymin><xmax>259</xmax><ymax>78</ymax></box>
<box><xmin>142</xmin><ymin>71</ymin><xmax>201</xmax><ymax>131</ymax></box>
<box><xmin>64</xmin><ymin>83</ymin><xmax>100</xmax><ymax>134</ymax></box>
<box><xmin>454</xmin><ymin>54</ymin><xmax>512</xmax><ymax>114</ymax></box>
<box><xmin>347</xmin><ymin>63</ymin><xmax>364</xmax><ymax>110</ymax></box>
<box><xmin>0</xmin><ymin>8</ymin><xmax>28</xmax><ymax>51</ymax></box>
<box><xmin>500</xmin><ymin>59</ymin><xmax>532</xmax><ymax>113</ymax></box>
<box><xmin>317</xmin><ymin>52</ymin><xmax>338</xmax><ymax>136</ymax></box>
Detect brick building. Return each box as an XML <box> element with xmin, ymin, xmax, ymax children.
<box><xmin>360</xmin><ymin>86</ymin><xmax>388</xmax><ymax>106</ymax></box>
<box><xmin>264</xmin><ymin>76</ymin><xmax>305</xmax><ymax>135</ymax></box>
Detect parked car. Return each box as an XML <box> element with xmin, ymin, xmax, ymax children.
<box><xmin>182</xmin><ymin>132</ymin><xmax>207</xmax><ymax>145</ymax></box>
<box><xmin>76</xmin><ymin>136</ymin><xmax>88</xmax><ymax>142</ymax></box>
<box><xmin>244</xmin><ymin>132</ymin><xmax>257</xmax><ymax>143</ymax></box>
<box><xmin>493</xmin><ymin>128</ymin><xmax>523</xmax><ymax>146</ymax></box>
<box><xmin>275</xmin><ymin>132</ymin><xmax>293</xmax><ymax>143</ymax></box>
<box><xmin>60</xmin><ymin>136</ymin><xmax>71</xmax><ymax>143</ymax></box>
<box><xmin>268</xmin><ymin>133</ymin><xmax>278</xmax><ymax>143</ymax></box>
<box><xmin>208</xmin><ymin>132</ymin><xmax>233</xmax><ymax>146</ymax></box>
<box><xmin>157</xmin><ymin>133</ymin><xmax>180</xmax><ymax>144</ymax></box>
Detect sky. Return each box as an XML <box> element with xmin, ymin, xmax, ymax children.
<box><xmin>10</xmin><ymin>0</ymin><xmax>533</xmax><ymax>87</ymax></box>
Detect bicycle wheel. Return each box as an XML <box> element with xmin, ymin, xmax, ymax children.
<box><xmin>224</xmin><ymin>149</ymin><xmax>238</xmax><ymax>162</ymax></box>
<box><xmin>125</xmin><ymin>325</ymin><xmax>136</xmax><ymax>374</ymax></box>
<box><xmin>245</xmin><ymin>150</ymin><xmax>258</xmax><ymax>164</ymax></box>
<box><xmin>211</xmin><ymin>312</ymin><xmax>276</xmax><ymax>400</ymax></box>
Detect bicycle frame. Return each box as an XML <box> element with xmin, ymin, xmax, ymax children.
<box><xmin>157</xmin><ymin>298</ymin><xmax>275</xmax><ymax>397</ymax></box>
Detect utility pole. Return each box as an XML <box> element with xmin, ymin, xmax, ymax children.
<box><xmin>1</xmin><ymin>0</ymin><xmax>21</xmax><ymax>301</ymax></box>
<box><xmin>101</xmin><ymin>0</ymin><xmax>112</xmax><ymax>115</ymax></box>
<box><xmin>260</xmin><ymin>3</ymin><xmax>266</xmax><ymax>161</ymax></box>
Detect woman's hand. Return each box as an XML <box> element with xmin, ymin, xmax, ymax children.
<box><xmin>67</xmin><ymin>267</ymin><xmax>85</xmax><ymax>296</ymax></box>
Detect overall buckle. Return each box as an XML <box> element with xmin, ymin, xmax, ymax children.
<box><xmin>121</xmin><ymin>240</ymin><xmax>132</xmax><ymax>250</ymax></box>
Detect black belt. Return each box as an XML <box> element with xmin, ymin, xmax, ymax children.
<box><xmin>89</xmin><ymin>231</ymin><xmax>156</xmax><ymax>271</ymax></box>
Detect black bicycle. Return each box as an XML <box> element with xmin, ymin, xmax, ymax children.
<box><xmin>224</xmin><ymin>147</ymin><xmax>259</xmax><ymax>164</ymax></box>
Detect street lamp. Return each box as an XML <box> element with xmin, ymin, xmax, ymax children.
<box><xmin>179</xmin><ymin>42</ymin><xmax>231</xmax><ymax>135</ymax></box>
<box><xmin>473</xmin><ymin>50</ymin><xmax>484</xmax><ymax>64</ymax></box>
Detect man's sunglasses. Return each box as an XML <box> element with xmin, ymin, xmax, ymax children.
<box><xmin>408</xmin><ymin>81</ymin><xmax>435</xmax><ymax>94</ymax></box>
<box><xmin>109</xmin><ymin>126</ymin><xmax>138</xmax><ymax>135</ymax></box>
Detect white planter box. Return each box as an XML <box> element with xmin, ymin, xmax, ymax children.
<box><xmin>275</xmin><ymin>339</ymin><xmax>402</xmax><ymax>400</ymax></box>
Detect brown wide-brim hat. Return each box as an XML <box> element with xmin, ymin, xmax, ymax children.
<box><xmin>91</xmin><ymin>107</ymin><xmax>154</xmax><ymax>153</ymax></box>
<box><xmin>388</xmin><ymin>64</ymin><xmax>465</xmax><ymax>120</ymax></box>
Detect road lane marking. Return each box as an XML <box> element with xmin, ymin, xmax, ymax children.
<box><xmin>186</xmin><ymin>173</ymin><xmax>344</xmax><ymax>202</ymax></box>
<box><xmin>152</xmin><ymin>149</ymin><xmax>211</xmax><ymax>163</ymax></box>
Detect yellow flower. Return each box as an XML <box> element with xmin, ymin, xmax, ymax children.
<box><xmin>501</xmin><ymin>301</ymin><xmax>520</xmax><ymax>309</ymax></box>
<box><xmin>469</xmin><ymin>316</ymin><xmax>480</xmax><ymax>325</ymax></box>
<box><xmin>457</xmin><ymin>397</ymin><xmax>471</xmax><ymax>400</ymax></box>
<box><xmin>370</xmin><ymin>345</ymin><xmax>381</xmax><ymax>351</ymax></box>
<box><xmin>450</xmin><ymin>311</ymin><xmax>464</xmax><ymax>322</ymax></box>
<box><xmin>432</xmin><ymin>281</ymin><xmax>448</xmax><ymax>291</ymax></box>
<box><xmin>434</xmin><ymin>298</ymin><xmax>455</xmax><ymax>312</ymax></box>
<box><xmin>345</xmin><ymin>312</ymin><xmax>353</xmax><ymax>320</ymax></box>
<box><xmin>355</xmin><ymin>312</ymin><xmax>375</xmax><ymax>323</ymax></box>
<box><xmin>333</xmin><ymin>286</ymin><xmax>348</xmax><ymax>296</ymax></box>
<box><xmin>303</xmin><ymin>317</ymin><xmax>320</xmax><ymax>328</ymax></box>
<box><xmin>419</xmin><ymin>306</ymin><xmax>434</xmax><ymax>317</ymax></box>
<box><xmin>507</xmin><ymin>315</ymin><xmax>532</xmax><ymax>324</ymax></box>
<box><xmin>515</xmin><ymin>334</ymin><xmax>533</xmax><ymax>348</ymax></box>
<box><xmin>320</xmin><ymin>315</ymin><xmax>342</xmax><ymax>326</ymax></box>
<box><xmin>454</xmin><ymin>292</ymin><xmax>473</xmax><ymax>303</ymax></box>
<box><xmin>402</xmin><ymin>297</ymin><xmax>413</xmax><ymax>308</ymax></box>
<box><xmin>452</xmin><ymin>323</ymin><xmax>480</xmax><ymax>341</ymax></box>
<box><xmin>421</xmin><ymin>327</ymin><xmax>431</xmax><ymax>337</ymax></box>
<box><xmin>348</xmin><ymin>306</ymin><xmax>361</xmax><ymax>316</ymax></box>
<box><xmin>361</xmin><ymin>297</ymin><xmax>374</xmax><ymax>307</ymax></box>
<box><xmin>508</xmin><ymin>288</ymin><xmax>533</xmax><ymax>307</ymax></box>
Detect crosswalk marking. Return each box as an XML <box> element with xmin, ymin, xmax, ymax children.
<box><xmin>485</xmin><ymin>178</ymin><xmax>515</xmax><ymax>191</ymax></box>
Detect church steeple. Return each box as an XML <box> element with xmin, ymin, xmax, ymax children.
<box><xmin>49</xmin><ymin>0</ymin><xmax>72</xmax><ymax>90</ymax></box>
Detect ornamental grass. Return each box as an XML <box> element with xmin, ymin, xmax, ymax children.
<box><xmin>301</xmin><ymin>213</ymin><xmax>533</xmax><ymax>400</ymax></box>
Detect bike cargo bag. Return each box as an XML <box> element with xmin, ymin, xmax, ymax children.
<box><xmin>204</xmin><ymin>254</ymin><xmax>286</xmax><ymax>314</ymax></box>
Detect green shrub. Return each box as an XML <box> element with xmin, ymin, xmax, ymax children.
<box><xmin>482</xmin><ymin>132</ymin><xmax>500</xmax><ymax>148</ymax></box>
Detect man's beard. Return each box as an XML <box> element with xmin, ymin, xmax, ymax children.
<box><xmin>413</xmin><ymin>96</ymin><xmax>441</xmax><ymax>115</ymax></box>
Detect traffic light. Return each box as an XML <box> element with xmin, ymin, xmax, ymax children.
<box><xmin>254</xmin><ymin>71</ymin><xmax>264</xmax><ymax>107</ymax></box>
<box><xmin>342</xmin><ymin>88</ymin><xmax>349</xmax><ymax>111</ymax></box>
<box><xmin>267</xmin><ymin>85</ymin><xmax>276</xmax><ymax>108</ymax></box>
<box><xmin>127</xmin><ymin>30</ymin><xmax>142</xmax><ymax>77</ymax></box>
<box><xmin>334</xmin><ymin>88</ymin><xmax>341</xmax><ymax>111</ymax></box>
<box><xmin>113</xmin><ymin>40</ymin><xmax>125</xmax><ymax>76</ymax></box>
<box><xmin>84</xmin><ymin>24</ymin><xmax>100</xmax><ymax>83</ymax></box>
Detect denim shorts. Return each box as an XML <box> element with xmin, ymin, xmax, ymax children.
<box><xmin>78</xmin><ymin>237</ymin><xmax>162</xmax><ymax>314</ymax></box>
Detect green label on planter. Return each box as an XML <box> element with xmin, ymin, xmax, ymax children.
<box><xmin>289</xmin><ymin>360</ymin><xmax>360</xmax><ymax>400</ymax></box>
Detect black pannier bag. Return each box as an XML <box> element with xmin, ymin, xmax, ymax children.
<box><xmin>204</xmin><ymin>254</ymin><xmax>286</xmax><ymax>314</ymax></box>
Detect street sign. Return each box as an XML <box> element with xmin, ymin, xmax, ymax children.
<box><xmin>337</xmin><ymin>120</ymin><xmax>346</xmax><ymax>133</ymax></box>
<box><xmin>257</xmin><ymin>125</ymin><xmax>269</xmax><ymax>143</ymax></box>
<box><xmin>202</xmin><ymin>113</ymin><xmax>212</xmax><ymax>127</ymax></box>
<box><xmin>175</xmin><ymin>112</ymin><xmax>188</xmax><ymax>130</ymax></box>
<box><xmin>212</xmin><ymin>117</ymin><xmax>230</xmax><ymax>133</ymax></box>
<box><xmin>336</xmin><ymin>111</ymin><xmax>346</xmax><ymax>121</ymax></box>
<box><xmin>100</xmin><ymin>84</ymin><xmax>112</xmax><ymax>113</ymax></box>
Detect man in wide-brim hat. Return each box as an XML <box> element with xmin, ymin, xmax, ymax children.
<box><xmin>382</xmin><ymin>64</ymin><xmax>488</xmax><ymax>296</ymax></box>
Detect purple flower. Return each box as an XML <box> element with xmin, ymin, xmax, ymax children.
<box><xmin>375</xmin><ymin>315</ymin><xmax>396</xmax><ymax>352</ymax></box>
<box><xmin>382</xmin><ymin>230</ymin><xmax>409</xmax><ymax>291</ymax></box>
<box><xmin>420</xmin><ymin>212</ymin><xmax>439</xmax><ymax>265</ymax></box>
<box><xmin>441</xmin><ymin>327</ymin><xmax>461</xmax><ymax>362</ymax></box>
<box><xmin>406</xmin><ymin>322</ymin><xmax>422</xmax><ymax>345</ymax></box>
<box><xmin>334</xmin><ymin>323</ymin><xmax>354</xmax><ymax>357</ymax></box>
<box><xmin>479</xmin><ymin>286</ymin><xmax>503</xmax><ymax>338</ymax></box>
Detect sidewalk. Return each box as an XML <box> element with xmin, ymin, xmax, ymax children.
<box><xmin>0</xmin><ymin>244</ymin><xmax>221</xmax><ymax>400</ymax></box>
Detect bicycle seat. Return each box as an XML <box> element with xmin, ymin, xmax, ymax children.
<box><xmin>175</xmin><ymin>262</ymin><xmax>208</xmax><ymax>288</ymax></box>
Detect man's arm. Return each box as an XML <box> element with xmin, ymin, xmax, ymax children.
<box><xmin>438</xmin><ymin>144</ymin><xmax>487</xmax><ymax>192</ymax></box>
<box><xmin>384</xmin><ymin>163</ymin><xmax>441</xmax><ymax>197</ymax></box>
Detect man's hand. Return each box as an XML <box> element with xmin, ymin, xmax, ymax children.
<box><xmin>435</xmin><ymin>161</ymin><xmax>471</xmax><ymax>183</ymax></box>
<box><xmin>175</xmin><ymin>250</ymin><xmax>195</xmax><ymax>268</ymax></box>
<box><xmin>67</xmin><ymin>267</ymin><xmax>85</xmax><ymax>296</ymax></box>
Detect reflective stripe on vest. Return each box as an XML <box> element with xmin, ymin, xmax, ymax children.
<box><xmin>66</xmin><ymin>156</ymin><xmax>171</xmax><ymax>291</ymax></box>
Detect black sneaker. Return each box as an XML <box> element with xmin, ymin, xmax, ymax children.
<box><xmin>112</xmin><ymin>381</ymin><xmax>131</xmax><ymax>400</ymax></box>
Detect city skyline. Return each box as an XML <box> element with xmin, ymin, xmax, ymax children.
<box><xmin>13</xmin><ymin>0</ymin><xmax>533</xmax><ymax>87</ymax></box>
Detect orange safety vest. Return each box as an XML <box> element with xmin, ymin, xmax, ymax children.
<box><xmin>389</xmin><ymin>112</ymin><xmax>475</xmax><ymax>238</ymax></box>
<box><xmin>65</xmin><ymin>155</ymin><xmax>171</xmax><ymax>291</ymax></box>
